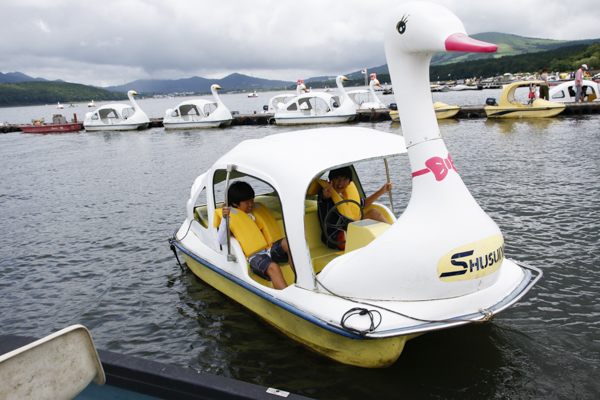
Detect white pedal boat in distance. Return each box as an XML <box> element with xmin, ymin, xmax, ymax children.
<box><xmin>264</xmin><ymin>80</ymin><xmax>308</xmax><ymax>114</ymax></box>
<box><xmin>163</xmin><ymin>84</ymin><xmax>233</xmax><ymax>129</ymax></box>
<box><xmin>172</xmin><ymin>2</ymin><xmax>542</xmax><ymax>368</ymax></box>
<box><xmin>83</xmin><ymin>90</ymin><xmax>150</xmax><ymax>131</ymax></box>
<box><xmin>549</xmin><ymin>80</ymin><xmax>600</xmax><ymax>103</ymax></box>
<box><xmin>347</xmin><ymin>73</ymin><xmax>387</xmax><ymax>110</ymax></box>
<box><xmin>273</xmin><ymin>79</ymin><xmax>356</xmax><ymax>125</ymax></box>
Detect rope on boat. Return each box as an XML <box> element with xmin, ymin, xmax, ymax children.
<box><xmin>168</xmin><ymin>237</ymin><xmax>184</xmax><ymax>271</ymax></box>
<box><xmin>340</xmin><ymin>308</ymin><xmax>382</xmax><ymax>338</ymax></box>
<box><xmin>316</xmin><ymin>277</ymin><xmax>495</xmax><ymax>336</ymax></box>
<box><xmin>169</xmin><ymin>220</ymin><xmax>194</xmax><ymax>271</ymax></box>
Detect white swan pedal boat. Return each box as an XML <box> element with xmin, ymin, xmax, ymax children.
<box><xmin>264</xmin><ymin>80</ymin><xmax>307</xmax><ymax>114</ymax></box>
<box><xmin>549</xmin><ymin>80</ymin><xmax>600</xmax><ymax>103</ymax></box>
<box><xmin>83</xmin><ymin>91</ymin><xmax>150</xmax><ymax>131</ymax></box>
<box><xmin>171</xmin><ymin>130</ymin><xmax>539</xmax><ymax>368</ymax></box>
<box><xmin>171</xmin><ymin>2</ymin><xmax>542</xmax><ymax>368</ymax></box>
<box><xmin>163</xmin><ymin>84</ymin><xmax>233</xmax><ymax>129</ymax></box>
<box><xmin>273</xmin><ymin>79</ymin><xmax>356</xmax><ymax>125</ymax></box>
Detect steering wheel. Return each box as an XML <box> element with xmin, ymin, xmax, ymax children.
<box><xmin>322</xmin><ymin>199</ymin><xmax>364</xmax><ymax>246</ymax></box>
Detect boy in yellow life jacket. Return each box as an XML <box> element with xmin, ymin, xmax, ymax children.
<box><xmin>317</xmin><ymin>166</ymin><xmax>392</xmax><ymax>250</ymax></box>
<box><xmin>216</xmin><ymin>181</ymin><xmax>292</xmax><ymax>290</ymax></box>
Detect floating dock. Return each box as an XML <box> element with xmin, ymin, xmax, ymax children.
<box><xmin>3</xmin><ymin>102</ymin><xmax>600</xmax><ymax>132</ymax></box>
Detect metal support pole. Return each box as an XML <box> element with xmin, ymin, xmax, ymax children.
<box><xmin>384</xmin><ymin>158</ymin><xmax>395</xmax><ymax>215</ymax></box>
<box><xmin>225</xmin><ymin>164</ymin><xmax>237</xmax><ymax>262</ymax></box>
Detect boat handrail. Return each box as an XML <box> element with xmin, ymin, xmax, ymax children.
<box><xmin>508</xmin><ymin>258</ymin><xmax>544</xmax><ymax>296</ymax></box>
<box><xmin>225</xmin><ymin>164</ymin><xmax>238</xmax><ymax>262</ymax></box>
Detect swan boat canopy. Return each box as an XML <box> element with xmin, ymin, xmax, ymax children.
<box><xmin>171</xmin><ymin>2</ymin><xmax>542</xmax><ymax>368</ymax></box>
<box><xmin>485</xmin><ymin>81</ymin><xmax>565</xmax><ymax>118</ymax></box>
<box><xmin>549</xmin><ymin>80</ymin><xmax>600</xmax><ymax>103</ymax></box>
<box><xmin>83</xmin><ymin>91</ymin><xmax>150</xmax><ymax>131</ymax></box>
<box><xmin>346</xmin><ymin>74</ymin><xmax>387</xmax><ymax>110</ymax></box>
<box><xmin>163</xmin><ymin>85</ymin><xmax>233</xmax><ymax>129</ymax></box>
<box><xmin>273</xmin><ymin>79</ymin><xmax>356</xmax><ymax>125</ymax></box>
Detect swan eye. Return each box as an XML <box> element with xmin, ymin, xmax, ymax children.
<box><xmin>396</xmin><ymin>14</ymin><xmax>409</xmax><ymax>35</ymax></box>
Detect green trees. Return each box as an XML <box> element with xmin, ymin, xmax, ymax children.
<box><xmin>430</xmin><ymin>43</ymin><xmax>600</xmax><ymax>81</ymax></box>
<box><xmin>0</xmin><ymin>82</ymin><xmax>127</xmax><ymax>107</ymax></box>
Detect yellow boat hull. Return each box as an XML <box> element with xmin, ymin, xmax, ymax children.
<box><xmin>390</xmin><ymin>102</ymin><xmax>460</xmax><ymax>121</ymax></box>
<box><xmin>181</xmin><ymin>252</ymin><xmax>419</xmax><ymax>368</ymax></box>
<box><xmin>487</xmin><ymin>87</ymin><xmax>565</xmax><ymax>118</ymax></box>
<box><xmin>485</xmin><ymin>105</ymin><xmax>565</xmax><ymax>118</ymax></box>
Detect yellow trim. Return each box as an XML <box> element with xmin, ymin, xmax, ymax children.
<box><xmin>183</xmin><ymin>253</ymin><xmax>419</xmax><ymax>367</ymax></box>
<box><xmin>433</xmin><ymin>102</ymin><xmax>460</xmax><ymax>119</ymax></box>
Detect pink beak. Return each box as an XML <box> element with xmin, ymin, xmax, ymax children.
<box><xmin>445</xmin><ymin>33</ymin><xmax>497</xmax><ymax>53</ymax></box>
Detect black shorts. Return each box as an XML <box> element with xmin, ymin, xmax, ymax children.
<box><xmin>248</xmin><ymin>239</ymin><xmax>287</xmax><ymax>280</ymax></box>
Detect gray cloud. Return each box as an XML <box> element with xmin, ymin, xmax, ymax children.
<box><xmin>1</xmin><ymin>0</ymin><xmax>600</xmax><ymax>86</ymax></box>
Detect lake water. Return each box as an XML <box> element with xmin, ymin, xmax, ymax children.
<box><xmin>1</xmin><ymin>92</ymin><xmax>599</xmax><ymax>399</ymax></box>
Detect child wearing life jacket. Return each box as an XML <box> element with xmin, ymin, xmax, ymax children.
<box><xmin>317</xmin><ymin>166</ymin><xmax>392</xmax><ymax>250</ymax></box>
<box><xmin>216</xmin><ymin>181</ymin><xmax>292</xmax><ymax>289</ymax></box>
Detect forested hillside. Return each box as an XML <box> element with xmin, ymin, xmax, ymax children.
<box><xmin>429</xmin><ymin>42</ymin><xmax>600</xmax><ymax>81</ymax></box>
<box><xmin>0</xmin><ymin>82</ymin><xmax>127</xmax><ymax>107</ymax></box>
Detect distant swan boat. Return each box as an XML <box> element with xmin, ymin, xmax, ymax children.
<box><xmin>83</xmin><ymin>91</ymin><xmax>150</xmax><ymax>131</ymax></box>
<box><xmin>163</xmin><ymin>84</ymin><xmax>233</xmax><ymax>129</ymax></box>
<box><xmin>273</xmin><ymin>78</ymin><xmax>356</xmax><ymax>125</ymax></box>
<box><xmin>347</xmin><ymin>74</ymin><xmax>387</xmax><ymax>110</ymax></box>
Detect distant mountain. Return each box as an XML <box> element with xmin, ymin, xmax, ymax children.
<box><xmin>0</xmin><ymin>71</ymin><xmax>48</xmax><ymax>83</ymax></box>
<box><xmin>104</xmin><ymin>73</ymin><xmax>294</xmax><ymax>94</ymax></box>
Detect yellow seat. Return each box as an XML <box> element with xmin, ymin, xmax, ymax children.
<box><xmin>304</xmin><ymin>203</ymin><xmax>343</xmax><ymax>273</ymax></box>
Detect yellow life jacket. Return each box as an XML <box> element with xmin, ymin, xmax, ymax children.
<box><xmin>214</xmin><ymin>202</ymin><xmax>283</xmax><ymax>258</ymax></box>
<box><xmin>310</xmin><ymin>179</ymin><xmax>362</xmax><ymax>220</ymax></box>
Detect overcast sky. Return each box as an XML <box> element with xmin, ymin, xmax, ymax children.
<box><xmin>2</xmin><ymin>0</ymin><xmax>600</xmax><ymax>87</ymax></box>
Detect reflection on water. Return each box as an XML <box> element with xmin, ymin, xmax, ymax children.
<box><xmin>484</xmin><ymin>117</ymin><xmax>561</xmax><ymax>135</ymax></box>
<box><xmin>1</xmin><ymin>108</ymin><xmax>599</xmax><ymax>399</ymax></box>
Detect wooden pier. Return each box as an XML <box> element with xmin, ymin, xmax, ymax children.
<box><xmin>4</xmin><ymin>102</ymin><xmax>600</xmax><ymax>133</ymax></box>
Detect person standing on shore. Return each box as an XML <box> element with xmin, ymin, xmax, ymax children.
<box><xmin>575</xmin><ymin>64</ymin><xmax>587</xmax><ymax>102</ymax></box>
<box><xmin>539</xmin><ymin>68</ymin><xmax>550</xmax><ymax>100</ymax></box>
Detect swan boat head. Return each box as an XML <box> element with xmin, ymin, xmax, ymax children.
<box><xmin>296</xmin><ymin>79</ymin><xmax>308</xmax><ymax>96</ymax></box>
<box><xmin>335</xmin><ymin>75</ymin><xmax>351</xmax><ymax>103</ymax></box>
<box><xmin>209</xmin><ymin>84</ymin><xmax>233</xmax><ymax>121</ymax></box>
<box><xmin>347</xmin><ymin>73</ymin><xmax>386</xmax><ymax>109</ymax></box>
<box><xmin>125</xmin><ymin>90</ymin><xmax>150</xmax><ymax>124</ymax></box>
<box><xmin>318</xmin><ymin>2</ymin><xmax>513</xmax><ymax>302</ymax></box>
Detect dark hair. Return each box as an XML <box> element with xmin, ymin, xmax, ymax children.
<box><xmin>328</xmin><ymin>166</ymin><xmax>353</xmax><ymax>181</ymax></box>
<box><xmin>541</xmin><ymin>68</ymin><xmax>548</xmax><ymax>73</ymax></box>
<box><xmin>228</xmin><ymin>181</ymin><xmax>254</xmax><ymax>206</ymax></box>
